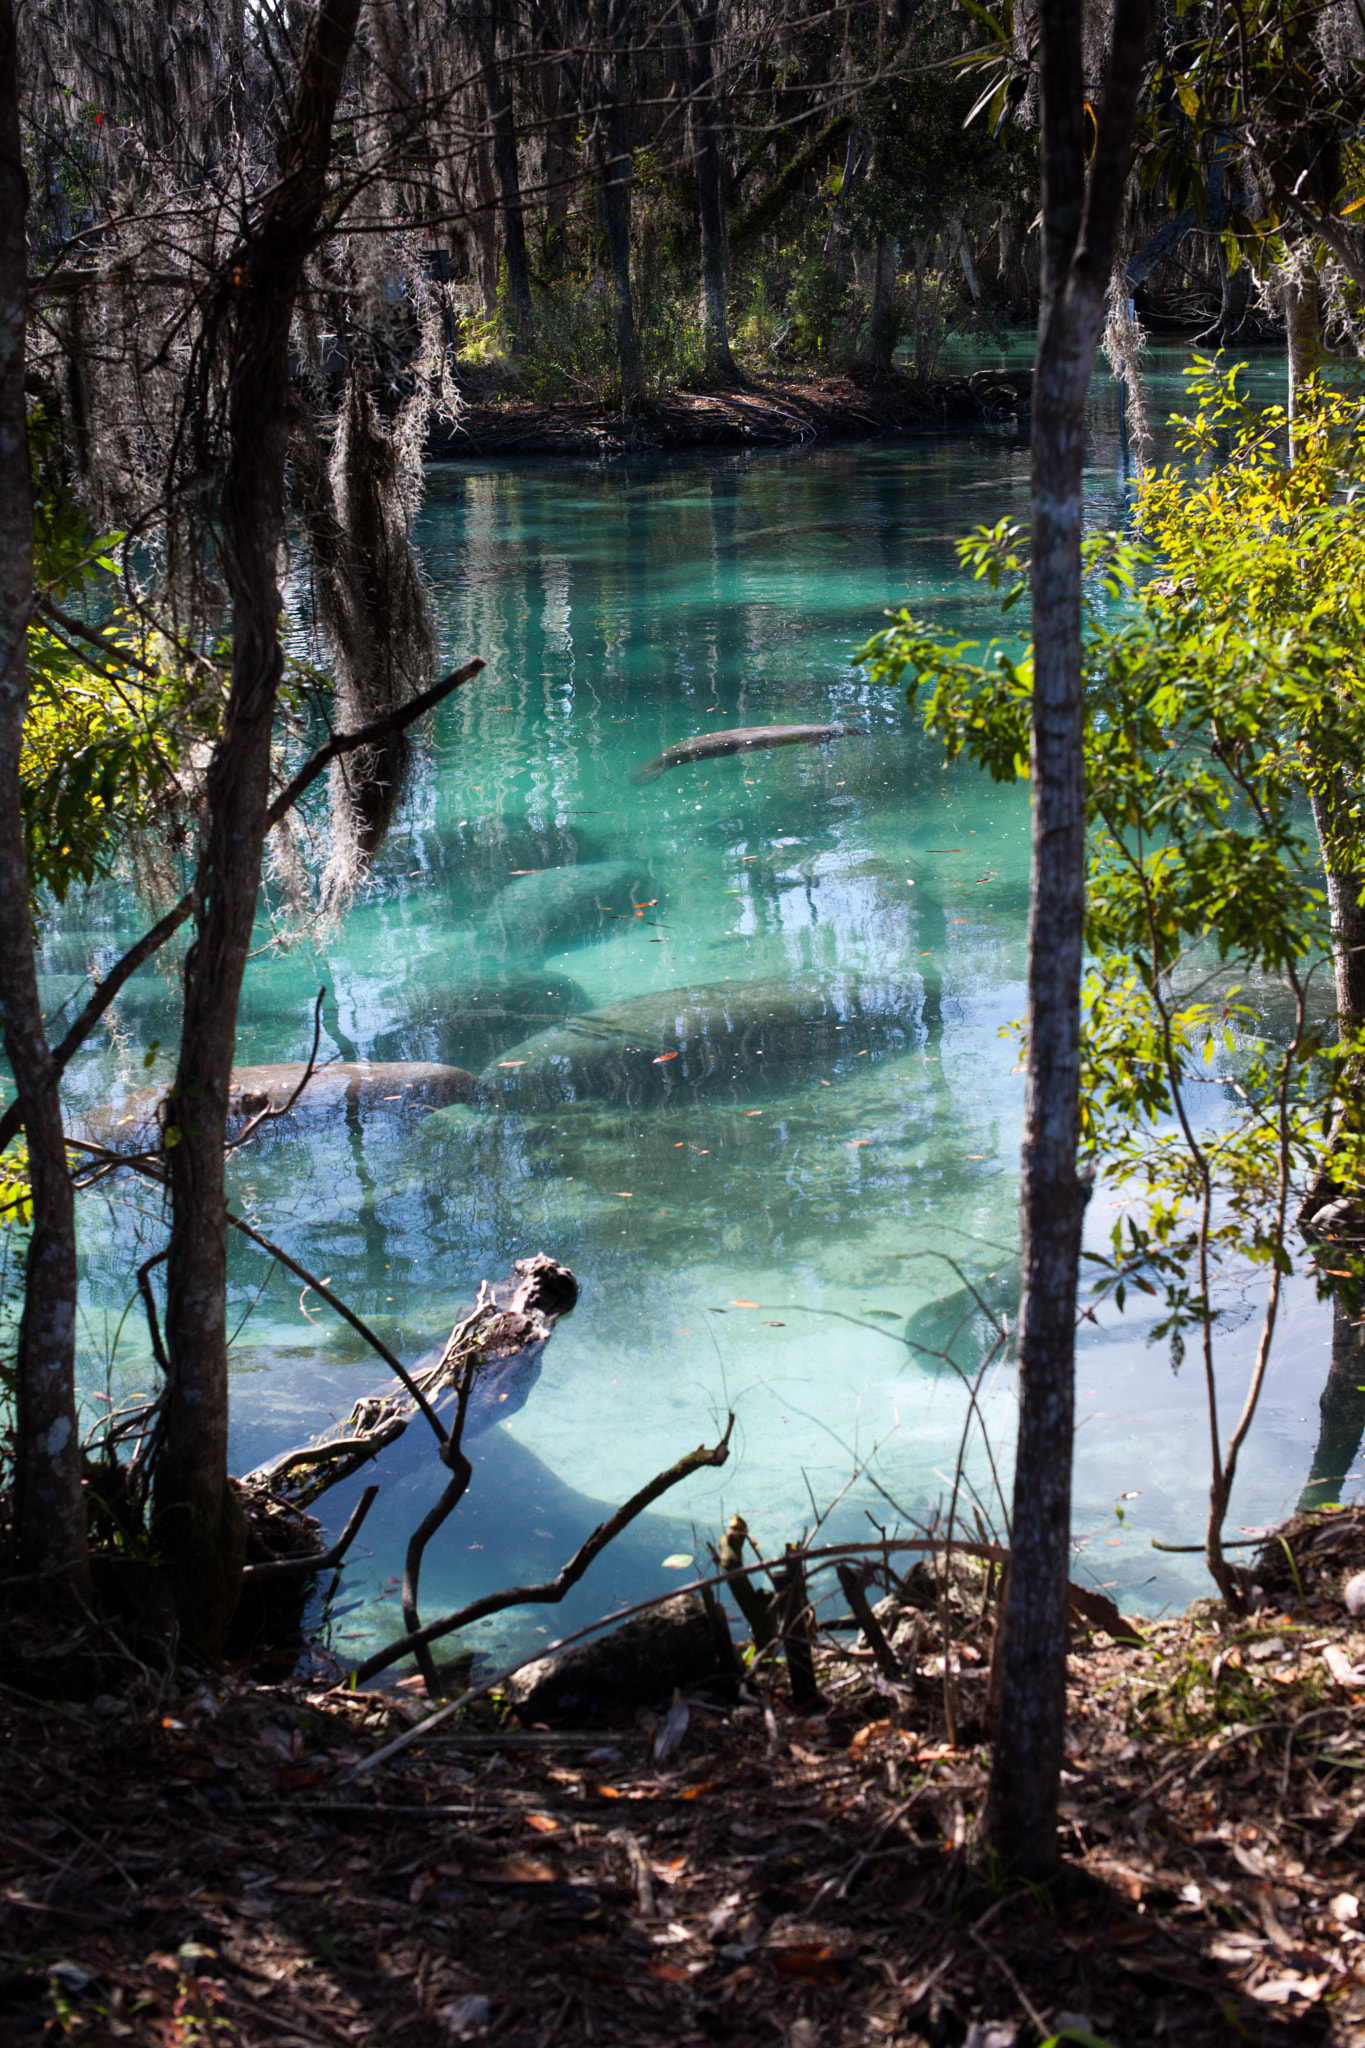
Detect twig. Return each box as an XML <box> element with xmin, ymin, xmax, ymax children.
<box><xmin>225</xmin><ymin>1214</ymin><xmax>448</xmax><ymax>1443</ymax></box>
<box><xmin>358</xmin><ymin>1530</ymin><xmax>1018</xmax><ymax>1687</ymax></box>
<box><xmin>966</xmin><ymin>1927</ymin><xmax>1050</xmax><ymax>2036</ymax></box>
<box><xmin>224</xmin><ymin>986</ymin><xmax>328</xmax><ymax>1152</ymax></box>
<box><xmin>240</xmin><ymin>1484</ymin><xmax>380</xmax><ymax>1581</ymax></box>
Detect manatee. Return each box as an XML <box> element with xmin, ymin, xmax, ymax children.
<box><xmin>374</xmin><ymin>968</ymin><xmax>589</xmax><ymax>1072</ymax></box>
<box><xmin>902</xmin><ymin>1265</ymin><xmax>1020</xmax><ymax>1372</ymax></box>
<box><xmin>480</xmin><ymin>973</ymin><xmax>921</xmax><ymax>1109</ymax></box>
<box><xmin>75</xmin><ymin>1059</ymin><xmax>483</xmax><ymax>1154</ymax></box>
<box><xmin>632</xmin><ymin>723</ymin><xmax>865</xmax><ymax>785</ymax></box>
<box><xmin>473</xmin><ymin>859</ymin><xmax>651</xmax><ymax>953</ymax></box>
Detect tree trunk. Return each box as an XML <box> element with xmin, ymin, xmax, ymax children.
<box><xmin>1311</xmin><ymin>783</ymin><xmax>1365</xmax><ymax>1042</ymax></box>
<box><xmin>681</xmin><ymin>0</ymin><xmax>735</xmax><ymax>381</ymax></box>
<box><xmin>982</xmin><ymin>0</ymin><xmax>1150</xmax><ymax>1880</ymax></box>
<box><xmin>590</xmin><ymin>0</ymin><xmax>642</xmax><ymax>410</ymax></box>
<box><xmin>154</xmin><ymin>0</ymin><xmax>362</xmax><ymax>1654</ymax></box>
<box><xmin>863</xmin><ymin>233</ymin><xmax>899</xmax><ymax>373</ymax></box>
<box><xmin>1285</xmin><ymin>271</ymin><xmax>1319</xmax><ymax>438</ymax></box>
<box><xmin>480</xmin><ymin>15</ymin><xmax>533</xmax><ymax>345</ymax></box>
<box><xmin>0</xmin><ymin>0</ymin><xmax>88</xmax><ymax>1605</ymax></box>
<box><xmin>1299</xmin><ymin>1285</ymin><xmax>1365</xmax><ymax>1513</ymax></box>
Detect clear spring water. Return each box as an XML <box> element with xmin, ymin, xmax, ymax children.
<box><xmin>43</xmin><ymin>339</ymin><xmax>1354</xmax><ymax>1673</ymax></box>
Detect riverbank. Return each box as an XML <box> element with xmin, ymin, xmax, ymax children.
<box><xmin>2</xmin><ymin>1504</ymin><xmax>1361</xmax><ymax>2046</ymax></box>
<box><xmin>428</xmin><ymin>366</ymin><xmax>1033</xmax><ymax>459</ymax></box>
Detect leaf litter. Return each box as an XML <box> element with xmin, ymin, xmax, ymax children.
<box><xmin>0</xmin><ymin>1504</ymin><xmax>1363</xmax><ymax>2044</ymax></box>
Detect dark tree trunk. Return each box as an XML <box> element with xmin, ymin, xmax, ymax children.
<box><xmin>0</xmin><ymin>0</ymin><xmax>88</xmax><ymax>1604</ymax></box>
<box><xmin>590</xmin><ymin>0</ymin><xmax>641</xmax><ymax>410</ymax></box>
<box><xmin>982</xmin><ymin>0</ymin><xmax>1150</xmax><ymax>1880</ymax></box>
<box><xmin>1299</xmin><ymin>1286</ymin><xmax>1365</xmax><ymax>1513</ymax></box>
<box><xmin>479</xmin><ymin>12</ymin><xmax>533</xmax><ymax>344</ymax></box>
<box><xmin>154</xmin><ymin>0</ymin><xmax>362</xmax><ymax>1653</ymax></box>
<box><xmin>680</xmin><ymin>0</ymin><xmax>735</xmax><ymax>381</ymax></box>
<box><xmin>863</xmin><ymin>234</ymin><xmax>900</xmax><ymax>373</ymax></box>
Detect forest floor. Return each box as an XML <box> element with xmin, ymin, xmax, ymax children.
<box><xmin>429</xmin><ymin>366</ymin><xmax>1031</xmax><ymax>459</ymax></box>
<box><xmin>2</xmin><ymin>1506</ymin><xmax>1363</xmax><ymax>2048</ymax></box>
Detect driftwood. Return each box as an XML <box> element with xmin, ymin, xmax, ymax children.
<box><xmin>241</xmin><ymin>1254</ymin><xmax>577</xmax><ymax>1510</ymax></box>
<box><xmin>239</xmin><ymin>1254</ymin><xmax>578</xmax><ymax>1690</ymax></box>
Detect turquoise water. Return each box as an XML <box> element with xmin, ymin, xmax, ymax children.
<box><xmin>46</xmin><ymin>341</ymin><xmax>1352</xmax><ymax>1672</ymax></box>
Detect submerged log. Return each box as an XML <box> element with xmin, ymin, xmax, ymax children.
<box><xmin>632</xmin><ymin>722</ymin><xmax>865</xmax><ymax>784</ymax></box>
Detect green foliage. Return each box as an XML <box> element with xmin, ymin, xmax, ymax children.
<box><xmin>25</xmin><ymin>419</ymin><xmax>216</xmax><ymax>906</ymax></box>
<box><xmin>857</xmin><ymin>364</ymin><xmax>1365</xmax><ymax>1529</ymax></box>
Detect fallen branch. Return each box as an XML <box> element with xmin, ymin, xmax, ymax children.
<box><xmin>0</xmin><ymin>656</ymin><xmax>484</xmax><ymax>1154</ymax></box>
<box><xmin>344</xmin><ymin>1534</ymin><xmax>1143</xmax><ymax>1776</ymax></box>
<box><xmin>351</xmin><ymin>1414</ymin><xmax>738</xmax><ymax>1686</ymax></box>
<box><xmin>240</xmin><ymin>1484</ymin><xmax>379</xmax><ymax>1581</ymax></box>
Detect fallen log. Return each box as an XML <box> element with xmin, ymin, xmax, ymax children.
<box><xmin>240</xmin><ymin>1254</ymin><xmax>578</xmax><ymax>1510</ymax></box>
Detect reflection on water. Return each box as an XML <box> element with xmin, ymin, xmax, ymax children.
<box><xmin>45</xmin><ymin>340</ymin><xmax>1359</xmax><ymax>1670</ymax></box>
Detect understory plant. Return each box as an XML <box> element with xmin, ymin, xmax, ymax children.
<box><xmin>857</xmin><ymin>362</ymin><xmax>1365</xmax><ymax>1609</ymax></box>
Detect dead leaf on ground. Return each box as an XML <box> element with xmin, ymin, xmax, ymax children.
<box><xmin>770</xmin><ymin>1943</ymin><xmax>857</xmax><ymax>1984</ymax></box>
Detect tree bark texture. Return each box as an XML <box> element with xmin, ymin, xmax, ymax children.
<box><xmin>864</xmin><ymin>233</ymin><xmax>900</xmax><ymax>372</ymax></box>
<box><xmin>982</xmin><ymin>0</ymin><xmax>1149</xmax><ymax>1879</ymax></box>
<box><xmin>479</xmin><ymin>11</ymin><xmax>534</xmax><ymax>343</ymax></box>
<box><xmin>680</xmin><ymin>0</ymin><xmax>734</xmax><ymax>379</ymax></box>
<box><xmin>590</xmin><ymin>0</ymin><xmax>642</xmax><ymax>409</ymax></box>
<box><xmin>1310</xmin><ymin>783</ymin><xmax>1365</xmax><ymax>1044</ymax></box>
<box><xmin>154</xmin><ymin>0</ymin><xmax>362</xmax><ymax>1651</ymax></box>
<box><xmin>0</xmin><ymin>0</ymin><xmax>89</xmax><ymax>1602</ymax></box>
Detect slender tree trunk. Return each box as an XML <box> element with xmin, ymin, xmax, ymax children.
<box><xmin>154</xmin><ymin>0</ymin><xmax>362</xmax><ymax>1653</ymax></box>
<box><xmin>1311</xmin><ymin>783</ymin><xmax>1365</xmax><ymax>1042</ymax></box>
<box><xmin>480</xmin><ymin>14</ymin><xmax>533</xmax><ymax>345</ymax></box>
<box><xmin>681</xmin><ymin>0</ymin><xmax>735</xmax><ymax>381</ymax></box>
<box><xmin>595</xmin><ymin>117</ymin><xmax>640</xmax><ymax>407</ymax></box>
<box><xmin>1285</xmin><ymin>272</ymin><xmax>1319</xmax><ymax>437</ymax></box>
<box><xmin>590</xmin><ymin>0</ymin><xmax>642</xmax><ymax>410</ymax></box>
<box><xmin>982</xmin><ymin>0</ymin><xmax>1149</xmax><ymax>1879</ymax></box>
<box><xmin>864</xmin><ymin>233</ymin><xmax>899</xmax><ymax>373</ymax></box>
<box><xmin>0</xmin><ymin>0</ymin><xmax>88</xmax><ymax>1604</ymax></box>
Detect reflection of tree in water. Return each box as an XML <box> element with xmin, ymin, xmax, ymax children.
<box><xmin>1300</xmin><ymin>1286</ymin><xmax>1365</xmax><ymax>1512</ymax></box>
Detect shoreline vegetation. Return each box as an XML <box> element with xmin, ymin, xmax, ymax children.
<box><xmin>425</xmin><ymin>363</ymin><xmax>1039</xmax><ymax>459</ymax></box>
<box><xmin>1</xmin><ymin>1500</ymin><xmax>1361</xmax><ymax>2046</ymax></box>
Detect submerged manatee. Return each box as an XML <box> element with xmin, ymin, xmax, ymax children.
<box><xmin>902</xmin><ymin>1266</ymin><xmax>1020</xmax><ymax>1372</ymax></box>
<box><xmin>481</xmin><ymin>973</ymin><xmax>922</xmax><ymax>1109</ymax></box>
<box><xmin>76</xmin><ymin>1059</ymin><xmax>482</xmax><ymax>1154</ymax></box>
<box><xmin>632</xmin><ymin>723</ymin><xmax>865</xmax><ymax>785</ymax></box>
<box><xmin>474</xmin><ymin>859</ymin><xmax>651</xmax><ymax>953</ymax></box>
<box><xmin>374</xmin><ymin>968</ymin><xmax>589</xmax><ymax>1072</ymax></box>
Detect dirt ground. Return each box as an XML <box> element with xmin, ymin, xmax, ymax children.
<box><xmin>2</xmin><ymin>1508</ymin><xmax>1363</xmax><ymax>2048</ymax></box>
